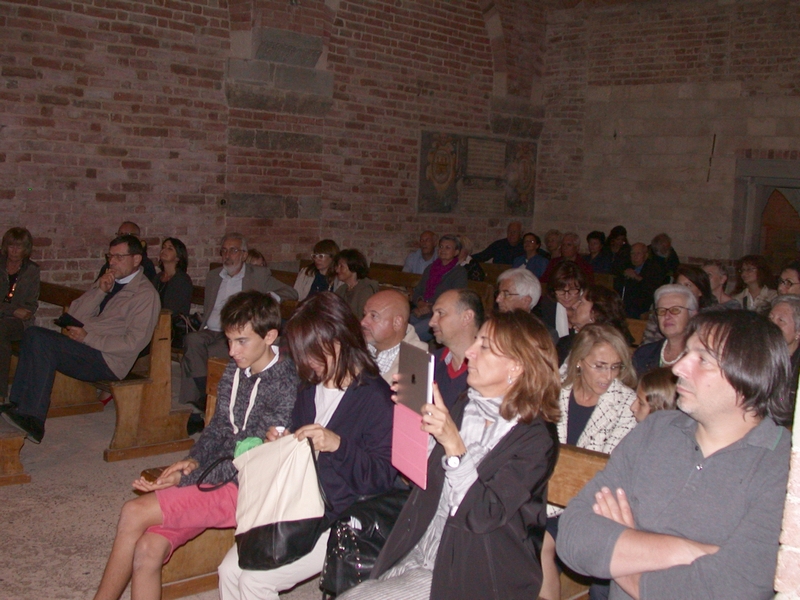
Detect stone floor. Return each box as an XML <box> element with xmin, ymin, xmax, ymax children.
<box><xmin>0</xmin><ymin>399</ymin><xmax>320</xmax><ymax>600</ymax></box>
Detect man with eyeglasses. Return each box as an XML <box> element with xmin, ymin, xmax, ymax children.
<box><xmin>179</xmin><ymin>233</ymin><xmax>297</xmax><ymax>433</ymax></box>
<box><xmin>558</xmin><ymin>310</ymin><xmax>792</xmax><ymax>600</ymax></box>
<box><xmin>1</xmin><ymin>235</ymin><xmax>160</xmax><ymax>444</ymax></box>
<box><xmin>97</xmin><ymin>221</ymin><xmax>157</xmax><ymax>284</ymax></box>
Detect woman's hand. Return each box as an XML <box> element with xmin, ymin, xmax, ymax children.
<box><xmin>65</xmin><ymin>326</ymin><xmax>87</xmax><ymax>342</ymax></box>
<box><xmin>421</xmin><ymin>382</ymin><xmax>466</xmax><ymax>458</ymax></box>
<box><xmin>132</xmin><ymin>459</ymin><xmax>198</xmax><ymax>492</ymax></box>
<box><xmin>294</xmin><ymin>424</ymin><xmax>341</xmax><ymax>453</ymax></box>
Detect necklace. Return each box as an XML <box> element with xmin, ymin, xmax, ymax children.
<box><xmin>660</xmin><ymin>341</ymin><xmax>683</xmax><ymax>366</ymax></box>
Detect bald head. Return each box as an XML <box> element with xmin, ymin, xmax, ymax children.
<box><xmin>507</xmin><ymin>221</ymin><xmax>523</xmax><ymax>246</ymax></box>
<box><xmin>630</xmin><ymin>242</ymin><xmax>648</xmax><ymax>267</ymax></box>
<box><xmin>361</xmin><ymin>289</ymin><xmax>411</xmax><ymax>351</ymax></box>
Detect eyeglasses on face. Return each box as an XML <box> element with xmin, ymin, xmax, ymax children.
<box><xmin>311</xmin><ymin>253</ymin><xmax>330</xmax><ymax>260</ymax></box>
<box><xmin>779</xmin><ymin>278</ymin><xmax>800</xmax><ymax>288</ymax></box>
<box><xmin>105</xmin><ymin>253</ymin><xmax>133</xmax><ymax>262</ymax></box>
<box><xmin>220</xmin><ymin>247</ymin><xmax>242</xmax><ymax>256</ymax></box>
<box><xmin>497</xmin><ymin>290</ymin><xmax>520</xmax><ymax>299</ymax></box>
<box><xmin>738</xmin><ymin>266</ymin><xmax>756</xmax><ymax>274</ymax></box>
<box><xmin>555</xmin><ymin>287</ymin><xmax>581</xmax><ymax>297</ymax></box>
<box><xmin>655</xmin><ymin>306</ymin><xmax>693</xmax><ymax>317</ymax></box>
<box><xmin>581</xmin><ymin>360</ymin><xmax>623</xmax><ymax>374</ymax></box>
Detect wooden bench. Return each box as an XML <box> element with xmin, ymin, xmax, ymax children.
<box><xmin>478</xmin><ymin>261</ymin><xmax>512</xmax><ymax>286</ymax></box>
<box><xmin>0</xmin><ymin>428</ymin><xmax>30</xmax><ymax>486</ymax></box>
<box><xmin>158</xmin><ymin>355</ymin><xmax>233</xmax><ymax>599</ymax></box>
<box><xmin>626</xmin><ymin>318</ymin><xmax>648</xmax><ymax>347</ymax></box>
<box><xmin>548</xmin><ymin>444</ymin><xmax>610</xmax><ymax>600</ymax></box>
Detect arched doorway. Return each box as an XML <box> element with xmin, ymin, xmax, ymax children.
<box><xmin>761</xmin><ymin>189</ymin><xmax>800</xmax><ymax>272</ymax></box>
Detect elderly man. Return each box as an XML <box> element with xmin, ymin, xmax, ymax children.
<box><xmin>471</xmin><ymin>221</ymin><xmax>524</xmax><ymax>265</ymax></box>
<box><xmin>496</xmin><ymin>268</ymin><xmax>542</xmax><ymax>313</ymax></box>
<box><xmin>179</xmin><ymin>233</ymin><xmax>297</xmax><ymax>430</ymax></box>
<box><xmin>1</xmin><ymin>235</ymin><xmax>160</xmax><ymax>443</ymax></box>
<box><xmin>360</xmin><ymin>289</ymin><xmax>427</xmax><ymax>384</ymax></box>
<box><xmin>428</xmin><ymin>289</ymin><xmax>484</xmax><ymax>408</ymax></box>
<box><xmin>557</xmin><ymin>310</ymin><xmax>792</xmax><ymax>600</ymax></box>
<box><xmin>540</xmin><ymin>231</ymin><xmax>593</xmax><ymax>284</ymax></box>
<box><xmin>402</xmin><ymin>230</ymin><xmax>438</xmax><ymax>274</ymax></box>
<box><xmin>617</xmin><ymin>242</ymin><xmax>667</xmax><ymax>318</ymax></box>
<box><xmin>98</xmin><ymin>221</ymin><xmax>157</xmax><ymax>283</ymax></box>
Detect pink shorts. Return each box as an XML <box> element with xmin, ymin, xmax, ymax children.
<box><xmin>147</xmin><ymin>482</ymin><xmax>238</xmax><ymax>562</ymax></box>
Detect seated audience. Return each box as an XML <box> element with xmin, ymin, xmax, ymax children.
<box><xmin>294</xmin><ymin>239</ymin><xmax>342</xmax><ymax>301</ymax></box>
<box><xmin>536</xmin><ymin>261</ymin><xmax>588</xmax><ymax>339</ymax></box>
<box><xmin>769</xmin><ymin>294</ymin><xmax>800</xmax><ymax>407</ymax></box>
<box><xmin>733</xmin><ymin>254</ymin><xmax>776</xmax><ymax>315</ymax></box>
<box><xmin>777</xmin><ymin>260</ymin><xmax>800</xmax><ymax>296</ymax></box>
<box><xmin>540</xmin><ymin>232</ymin><xmax>593</xmax><ymax>284</ymax></box>
<box><xmin>495</xmin><ymin>268</ymin><xmax>542</xmax><ymax>313</ymax></box>
<box><xmin>403</xmin><ymin>230</ymin><xmax>438</xmax><ymax>274</ymax></box>
<box><xmin>702</xmin><ymin>260</ymin><xmax>741</xmax><ymax>308</ymax></box>
<box><xmin>1</xmin><ymin>235</ymin><xmax>159</xmax><ymax>443</ymax></box>
<box><xmin>617</xmin><ymin>242</ymin><xmax>667</xmax><ymax>319</ymax></box>
<box><xmin>244</xmin><ymin>249</ymin><xmax>266</xmax><ymax>266</ymax></box>
<box><xmin>360</xmin><ymin>289</ymin><xmax>427</xmax><ymax>385</ymax></box>
<box><xmin>456</xmin><ymin>235</ymin><xmax>486</xmax><ymax>282</ymax></box>
<box><xmin>632</xmin><ymin>284</ymin><xmax>697</xmax><ymax>377</ymax></box>
<box><xmin>179</xmin><ymin>233</ymin><xmax>297</xmax><ymax>433</ymax></box>
<box><xmin>98</xmin><ymin>221</ymin><xmax>157</xmax><ymax>283</ymax></box>
<box><xmin>429</xmin><ymin>289</ymin><xmax>484</xmax><ymax>408</ymax></box>
<box><xmin>607</xmin><ymin>225</ymin><xmax>631</xmax><ymax>278</ymax></box>
<box><xmin>558</xmin><ymin>284</ymin><xmax>632</xmax><ymax>364</ymax></box>
<box><xmin>630</xmin><ymin>366</ymin><xmax>677</xmax><ymax>423</ymax></box>
<box><xmin>218</xmin><ymin>292</ymin><xmax>396</xmax><ymax>599</ymax></box>
<box><xmin>583</xmin><ymin>230</ymin><xmax>612</xmax><ymax>274</ymax></box>
<box><xmin>513</xmin><ymin>232</ymin><xmax>549</xmax><ymax>278</ymax></box>
<box><xmin>155</xmin><ymin>237</ymin><xmax>192</xmax><ymax>317</ymax></box>
<box><xmin>335</xmin><ymin>249</ymin><xmax>380</xmax><ymax>319</ymax></box>
<box><xmin>471</xmin><ymin>221</ymin><xmax>524</xmax><ymax>265</ymax></box>
<box><xmin>649</xmin><ymin>232</ymin><xmax>680</xmax><ymax>280</ymax></box>
<box><xmin>540</xmin><ymin>323</ymin><xmax>637</xmax><ymax>600</ymax></box>
<box><xmin>340</xmin><ymin>310</ymin><xmax>560</xmax><ymax>600</ymax></box>
<box><xmin>92</xmin><ymin>291</ymin><xmax>299</xmax><ymax>600</ymax></box>
<box><xmin>543</xmin><ymin>228</ymin><xmax>563</xmax><ymax>260</ymax></box>
<box><xmin>641</xmin><ymin>263</ymin><xmax>717</xmax><ymax>345</ymax></box>
<box><xmin>0</xmin><ymin>227</ymin><xmax>39</xmax><ymax>404</ymax></box>
<box><xmin>558</xmin><ymin>310</ymin><xmax>793</xmax><ymax>600</ymax></box>
<box><xmin>409</xmin><ymin>235</ymin><xmax>467</xmax><ymax>341</ymax></box>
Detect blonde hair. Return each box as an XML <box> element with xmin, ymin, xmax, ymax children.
<box><xmin>564</xmin><ymin>323</ymin><xmax>637</xmax><ymax>389</ymax></box>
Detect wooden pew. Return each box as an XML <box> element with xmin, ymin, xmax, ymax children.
<box><xmin>595</xmin><ymin>272</ymin><xmax>615</xmax><ymax>292</ymax></box>
<box><xmin>0</xmin><ymin>428</ymin><xmax>30</xmax><ymax>486</ymax></box>
<box><xmin>102</xmin><ymin>309</ymin><xmax>195</xmax><ymax>462</ymax></box>
<box><xmin>478</xmin><ymin>261</ymin><xmax>511</xmax><ymax>286</ymax></box>
<box><xmin>626</xmin><ymin>318</ymin><xmax>648</xmax><ymax>347</ymax></box>
<box><xmin>548</xmin><ymin>444</ymin><xmax>610</xmax><ymax>600</ymax></box>
<box><xmin>159</xmin><ymin>356</ymin><xmax>233</xmax><ymax>599</ymax></box>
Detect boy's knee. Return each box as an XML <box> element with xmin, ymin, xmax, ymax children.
<box><xmin>132</xmin><ymin>533</ymin><xmax>169</xmax><ymax>572</ymax></box>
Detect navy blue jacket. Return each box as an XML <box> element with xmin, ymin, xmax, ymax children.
<box><xmin>291</xmin><ymin>373</ymin><xmax>397</xmax><ymax>522</ymax></box>
<box><xmin>632</xmin><ymin>339</ymin><xmax>665</xmax><ymax>378</ymax></box>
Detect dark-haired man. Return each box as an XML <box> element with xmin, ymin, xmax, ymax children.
<box><xmin>2</xmin><ymin>235</ymin><xmax>160</xmax><ymax>443</ymax></box>
<box><xmin>557</xmin><ymin>310</ymin><xmax>792</xmax><ymax>600</ymax></box>
<box><xmin>97</xmin><ymin>221</ymin><xmax>157</xmax><ymax>283</ymax></box>
<box><xmin>93</xmin><ymin>290</ymin><xmax>299</xmax><ymax>599</ymax></box>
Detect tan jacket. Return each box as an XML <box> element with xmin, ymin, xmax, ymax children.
<box><xmin>69</xmin><ymin>268</ymin><xmax>161</xmax><ymax>379</ymax></box>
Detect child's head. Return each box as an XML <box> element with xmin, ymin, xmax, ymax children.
<box><xmin>221</xmin><ymin>291</ymin><xmax>281</xmax><ymax>371</ymax></box>
<box><xmin>631</xmin><ymin>367</ymin><xmax>678</xmax><ymax>422</ymax></box>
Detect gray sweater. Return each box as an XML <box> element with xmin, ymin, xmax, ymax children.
<box><xmin>180</xmin><ymin>354</ymin><xmax>299</xmax><ymax>487</ymax></box>
<box><xmin>557</xmin><ymin>410</ymin><xmax>791</xmax><ymax>600</ymax></box>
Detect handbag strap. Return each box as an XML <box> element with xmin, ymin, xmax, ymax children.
<box><xmin>307</xmin><ymin>437</ymin><xmax>333</xmax><ymax>513</ymax></box>
<box><xmin>195</xmin><ymin>455</ymin><xmax>235</xmax><ymax>492</ymax></box>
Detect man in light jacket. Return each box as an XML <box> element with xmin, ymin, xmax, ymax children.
<box><xmin>1</xmin><ymin>234</ymin><xmax>160</xmax><ymax>444</ymax></box>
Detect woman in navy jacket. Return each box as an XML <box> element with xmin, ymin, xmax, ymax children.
<box><xmin>341</xmin><ymin>310</ymin><xmax>561</xmax><ymax>600</ymax></box>
<box><xmin>218</xmin><ymin>292</ymin><xmax>396</xmax><ymax>600</ymax></box>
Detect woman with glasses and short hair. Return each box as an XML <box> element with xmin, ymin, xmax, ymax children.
<box><xmin>632</xmin><ymin>284</ymin><xmax>698</xmax><ymax>377</ymax></box>
<box><xmin>539</xmin><ymin>323</ymin><xmax>637</xmax><ymax>600</ymax></box>
<box><xmin>733</xmin><ymin>254</ymin><xmax>776</xmax><ymax>315</ymax></box>
<box><xmin>535</xmin><ymin>261</ymin><xmax>588</xmax><ymax>339</ymax></box>
<box><xmin>777</xmin><ymin>261</ymin><xmax>800</xmax><ymax>297</ymax></box>
<box><xmin>293</xmin><ymin>239</ymin><xmax>343</xmax><ymax>301</ymax></box>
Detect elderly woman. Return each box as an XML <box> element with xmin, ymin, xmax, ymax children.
<box><xmin>702</xmin><ymin>260</ymin><xmax>741</xmax><ymax>308</ymax></box>
<box><xmin>540</xmin><ymin>323</ymin><xmax>637</xmax><ymax>600</ymax></box>
<box><xmin>456</xmin><ymin>235</ymin><xmax>485</xmax><ymax>282</ymax></box>
<box><xmin>733</xmin><ymin>254</ymin><xmax>776</xmax><ymax>315</ymax></box>
<box><xmin>513</xmin><ymin>232</ymin><xmax>549</xmax><ymax>278</ymax></box>
<box><xmin>535</xmin><ymin>261</ymin><xmax>587</xmax><ymax>339</ymax></box>
<box><xmin>769</xmin><ymin>294</ymin><xmax>800</xmax><ymax>406</ymax></box>
<box><xmin>777</xmin><ymin>261</ymin><xmax>800</xmax><ymax>297</ymax></box>
<box><xmin>583</xmin><ymin>230</ymin><xmax>611</xmax><ymax>275</ymax></box>
<box><xmin>155</xmin><ymin>238</ymin><xmax>193</xmax><ymax>317</ymax></box>
<box><xmin>557</xmin><ymin>284</ymin><xmax>632</xmax><ymax>364</ymax></box>
<box><xmin>294</xmin><ymin>239</ymin><xmax>342</xmax><ymax>301</ymax></box>
<box><xmin>340</xmin><ymin>309</ymin><xmax>560</xmax><ymax>600</ymax></box>
<box><xmin>632</xmin><ymin>284</ymin><xmax>698</xmax><ymax>377</ymax></box>
<box><xmin>409</xmin><ymin>234</ymin><xmax>468</xmax><ymax>342</ymax></box>
<box><xmin>334</xmin><ymin>248</ymin><xmax>380</xmax><ymax>319</ymax></box>
<box><xmin>218</xmin><ymin>292</ymin><xmax>395</xmax><ymax>600</ymax></box>
<box><xmin>0</xmin><ymin>227</ymin><xmax>39</xmax><ymax>403</ymax></box>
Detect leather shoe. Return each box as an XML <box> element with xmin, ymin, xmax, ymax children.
<box><xmin>1</xmin><ymin>408</ymin><xmax>44</xmax><ymax>444</ymax></box>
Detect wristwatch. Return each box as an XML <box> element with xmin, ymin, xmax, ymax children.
<box><xmin>445</xmin><ymin>452</ymin><xmax>466</xmax><ymax>469</ymax></box>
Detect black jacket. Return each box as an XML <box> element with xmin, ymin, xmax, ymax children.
<box><xmin>371</xmin><ymin>395</ymin><xmax>559</xmax><ymax>600</ymax></box>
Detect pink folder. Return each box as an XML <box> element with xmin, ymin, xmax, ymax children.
<box><xmin>392</xmin><ymin>403</ymin><xmax>429</xmax><ymax>490</ymax></box>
